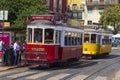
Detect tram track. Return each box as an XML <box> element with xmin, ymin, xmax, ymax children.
<box><xmin>83</xmin><ymin>58</ymin><xmax>120</xmax><ymax>80</ymax></box>
<box><xmin>0</xmin><ymin>52</ymin><xmax>120</xmax><ymax>80</ymax></box>
<box><xmin>63</xmin><ymin>55</ymin><xmax>120</xmax><ymax>80</ymax></box>
<box><xmin>0</xmin><ymin>60</ymin><xmax>92</xmax><ymax>80</ymax></box>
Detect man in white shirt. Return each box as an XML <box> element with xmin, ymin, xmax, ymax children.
<box><xmin>13</xmin><ymin>40</ymin><xmax>20</xmax><ymax>65</ymax></box>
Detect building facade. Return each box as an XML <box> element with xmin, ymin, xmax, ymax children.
<box><xmin>67</xmin><ymin>0</ymin><xmax>85</xmax><ymax>19</ymax></box>
<box><xmin>46</xmin><ymin>0</ymin><xmax>67</xmax><ymax>14</ymax></box>
<box><xmin>45</xmin><ymin>0</ymin><xmax>119</xmax><ymax>28</ymax></box>
<box><xmin>66</xmin><ymin>0</ymin><xmax>85</xmax><ymax>27</ymax></box>
<box><xmin>84</xmin><ymin>0</ymin><xmax>119</xmax><ymax>26</ymax></box>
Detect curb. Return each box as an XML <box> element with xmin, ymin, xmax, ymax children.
<box><xmin>112</xmin><ymin>47</ymin><xmax>120</xmax><ymax>50</ymax></box>
<box><xmin>0</xmin><ymin>66</ymin><xmax>18</xmax><ymax>72</ymax></box>
<box><xmin>0</xmin><ymin>63</ymin><xmax>26</xmax><ymax>72</ymax></box>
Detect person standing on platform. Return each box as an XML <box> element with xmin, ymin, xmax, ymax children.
<box><xmin>0</xmin><ymin>40</ymin><xmax>3</xmax><ymax>50</ymax></box>
<box><xmin>13</xmin><ymin>40</ymin><xmax>20</xmax><ymax>65</ymax></box>
<box><xmin>1</xmin><ymin>41</ymin><xmax>6</xmax><ymax>65</ymax></box>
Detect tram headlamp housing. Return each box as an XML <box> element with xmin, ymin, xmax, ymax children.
<box><xmin>84</xmin><ymin>48</ymin><xmax>88</xmax><ymax>51</ymax></box>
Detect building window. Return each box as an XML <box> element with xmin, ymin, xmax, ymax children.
<box><xmin>80</xmin><ymin>4</ymin><xmax>84</xmax><ymax>11</ymax></box>
<box><xmin>53</xmin><ymin>0</ymin><xmax>57</xmax><ymax>12</ymax></box>
<box><xmin>72</xmin><ymin>4</ymin><xmax>77</xmax><ymax>10</ymax></box>
<box><xmin>59</xmin><ymin>0</ymin><xmax>62</xmax><ymax>12</ymax></box>
<box><xmin>87</xmin><ymin>7</ymin><xmax>93</xmax><ymax>13</ymax></box>
<box><xmin>72</xmin><ymin>12</ymin><xmax>82</xmax><ymax>19</ymax></box>
<box><xmin>73</xmin><ymin>12</ymin><xmax>78</xmax><ymax>18</ymax></box>
<box><xmin>93</xmin><ymin>0</ymin><xmax>99</xmax><ymax>4</ymax></box>
<box><xmin>98</xmin><ymin>7</ymin><xmax>104</xmax><ymax>15</ymax></box>
<box><xmin>87</xmin><ymin>20</ymin><xmax>92</xmax><ymax>25</ymax></box>
<box><xmin>78</xmin><ymin>12</ymin><xmax>82</xmax><ymax>19</ymax></box>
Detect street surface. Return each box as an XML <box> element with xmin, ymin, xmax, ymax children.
<box><xmin>0</xmin><ymin>47</ymin><xmax>120</xmax><ymax>80</ymax></box>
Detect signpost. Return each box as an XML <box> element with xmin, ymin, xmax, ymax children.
<box><xmin>0</xmin><ymin>10</ymin><xmax>8</xmax><ymax>41</ymax></box>
<box><xmin>0</xmin><ymin>10</ymin><xmax>8</xmax><ymax>62</ymax></box>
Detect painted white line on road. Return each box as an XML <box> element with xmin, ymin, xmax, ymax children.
<box><xmin>0</xmin><ymin>70</ymin><xmax>17</xmax><ymax>76</ymax></box>
<box><xmin>94</xmin><ymin>76</ymin><xmax>107</xmax><ymax>80</ymax></box>
<box><xmin>26</xmin><ymin>72</ymin><xmax>50</xmax><ymax>79</ymax></box>
<box><xmin>47</xmin><ymin>73</ymin><xmax>70</xmax><ymax>80</ymax></box>
<box><xmin>7</xmin><ymin>71</ymin><xmax>36</xmax><ymax>79</ymax></box>
<box><xmin>115</xmin><ymin>70</ymin><xmax>120</xmax><ymax>80</ymax></box>
<box><xmin>70</xmin><ymin>74</ymin><xmax>87</xmax><ymax>80</ymax></box>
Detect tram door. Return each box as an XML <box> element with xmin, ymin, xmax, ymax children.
<box><xmin>55</xmin><ymin>30</ymin><xmax>61</xmax><ymax>59</ymax></box>
<box><xmin>97</xmin><ymin>35</ymin><xmax>102</xmax><ymax>44</ymax></box>
<box><xmin>97</xmin><ymin>35</ymin><xmax>102</xmax><ymax>53</ymax></box>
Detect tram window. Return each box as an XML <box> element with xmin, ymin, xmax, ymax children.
<box><xmin>68</xmin><ymin>37</ymin><xmax>72</xmax><ymax>45</ymax></box>
<box><xmin>71</xmin><ymin>33</ymin><xmax>75</xmax><ymax>45</ymax></box>
<box><xmin>75</xmin><ymin>37</ymin><xmax>77</xmax><ymax>45</ymax></box>
<box><xmin>109</xmin><ymin>39</ymin><xmax>112</xmax><ymax>44</ymax></box>
<box><xmin>78</xmin><ymin>38</ymin><xmax>82</xmax><ymax>45</ymax></box>
<box><xmin>72</xmin><ymin>37</ymin><xmax>74</xmax><ymax>45</ymax></box>
<box><xmin>64</xmin><ymin>32</ymin><xmax>68</xmax><ymax>45</ymax></box>
<box><xmin>79</xmin><ymin>33</ymin><xmax>82</xmax><ymax>45</ymax></box>
<box><xmin>56</xmin><ymin>31</ymin><xmax>61</xmax><ymax>44</ymax></box>
<box><xmin>65</xmin><ymin>37</ymin><xmax>67</xmax><ymax>45</ymax></box>
<box><xmin>102</xmin><ymin>39</ymin><xmax>107</xmax><ymax>45</ymax></box>
<box><xmin>84</xmin><ymin>34</ymin><xmax>89</xmax><ymax>43</ymax></box>
<box><xmin>91</xmin><ymin>34</ymin><xmax>96</xmax><ymax>43</ymax></box>
<box><xmin>45</xmin><ymin>29</ymin><xmax>54</xmax><ymax>43</ymax></box>
<box><xmin>67</xmin><ymin>32</ymin><xmax>72</xmax><ymax>46</ymax></box>
<box><xmin>64</xmin><ymin>32</ymin><xmax>72</xmax><ymax>46</ymax></box>
<box><xmin>34</xmin><ymin>29</ymin><xmax>42</xmax><ymax>43</ymax></box>
<box><xmin>28</xmin><ymin>28</ymin><xmax>32</xmax><ymax>42</ymax></box>
<box><xmin>102</xmin><ymin>36</ymin><xmax>110</xmax><ymax>45</ymax></box>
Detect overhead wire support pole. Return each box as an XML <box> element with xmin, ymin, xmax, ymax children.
<box><xmin>2</xmin><ymin>10</ymin><xmax>5</xmax><ymax>42</ymax></box>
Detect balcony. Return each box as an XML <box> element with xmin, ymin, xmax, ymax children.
<box><xmin>86</xmin><ymin>1</ymin><xmax>118</xmax><ymax>6</ymax></box>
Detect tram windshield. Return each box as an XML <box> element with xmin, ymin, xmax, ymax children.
<box><xmin>34</xmin><ymin>28</ymin><xmax>43</xmax><ymax>43</ymax></box>
<box><xmin>102</xmin><ymin>36</ymin><xmax>111</xmax><ymax>45</ymax></box>
<box><xmin>84</xmin><ymin>34</ymin><xmax>89</xmax><ymax>43</ymax></box>
<box><xmin>84</xmin><ymin>34</ymin><xmax>97</xmax><ymax>43</ymax></box>
<box><xmin>44</xmin><ymin>29</ymin><xmax>54</xmax><ymax>43</ymax></box>
<box><xmin>27</xmin><ymin>28</ymin><xmax>54</xmax><ymax>44</ymax></box>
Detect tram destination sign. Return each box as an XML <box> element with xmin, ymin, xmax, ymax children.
<box><xmin>31</xmin><ymin>15</ymin><xmax>54</xmax><ymax>21</ymax></box>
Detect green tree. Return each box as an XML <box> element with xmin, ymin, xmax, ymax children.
<box><xmin>99</xmin><ymin>4</ymin><xmax>120</xmax><ymax>34</ymax></box>
<box><xmin>0</xmin><ymin>0</ymin><xmax>48</xmax><ymax>28</ymax></box>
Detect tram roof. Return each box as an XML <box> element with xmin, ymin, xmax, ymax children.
<box><xmin>27</xmin><ymin>20</ymin><xmax>84</xmax><ymax>33</ymax></box>
<box><xmin>84</xmin><ymin>31</ymin><xmax>113</xmax><ymax>36</ymax></box>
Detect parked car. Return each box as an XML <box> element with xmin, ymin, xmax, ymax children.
<box><xmin>112</xmin><ymin>38</ymin><xmax>120</xmax><ymax>47</ymax></box>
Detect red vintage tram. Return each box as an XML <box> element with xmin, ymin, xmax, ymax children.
<box><xmin>24</xmin><ymin>15</ymin><xmax>83</xmax><ymax>67</ymax></box>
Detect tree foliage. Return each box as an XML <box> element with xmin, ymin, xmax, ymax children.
<box><xmin>0</xmin><ymin>0</ymin><xmax>48</xmax><ymax>28</ymax></box>
<box><xmin>99</xmin><ymin>4</ymin><xmax>120</xmax><ymax>34</ymax></box>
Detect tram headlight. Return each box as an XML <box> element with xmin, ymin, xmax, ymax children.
<box><xmin>84</xmin><ymin>48</ymin><xmax>88</xmax><ymax>51</ymax></box>
<box><xmin>37</xmin><ymin>56</ymin><xmax>40</xmax><ymax>59</ymax></box>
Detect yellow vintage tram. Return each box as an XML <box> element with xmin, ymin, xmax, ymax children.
<box><xmin>82</xmin><ymin>31</ymin><xmax>112</xmax><ymax>58</ymax></box>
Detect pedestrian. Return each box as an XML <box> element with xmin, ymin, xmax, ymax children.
<box><xmin>0</xmin><ymin>40</ymin><xmax>3</xmax><ymax>50</ymax></box>
<box><xmin>18</xmin><ymin>41</ymin><xmax>23</xmax><ymax>64</ymax></box>
<box><xmin>1</xmin><ymin>41</ymin><xmax>7</xmax><ymax>66</ymax></box>
<box><xmin>13</xmin><ymin>39</ymin><xmax>21</xmax><ymax>65</ymax></box>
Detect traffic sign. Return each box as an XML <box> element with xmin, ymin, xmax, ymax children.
<box><xmin>0</xmin><ymin>22</ymin><xmax>3</xmax><ymax>27</ymax></box>
<box><xmin>0</xmin><ymin>22</ymin><xmax>10</xmax><ymax>27</ymax></box>
<box><xmin>0</xmin><ymin>10</ymin><xmax>8</xmax><ymax>20</ymax></box>
<box><xmin>4</xmin><ymin>22</ymin><xmax>10</xmax><ymax>27</ymax></box>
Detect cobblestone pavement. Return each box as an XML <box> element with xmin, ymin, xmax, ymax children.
<box><xmin>0</xmin><ymin>47</ymin><xmax>119</xmax><ymax>80</ymax></box>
